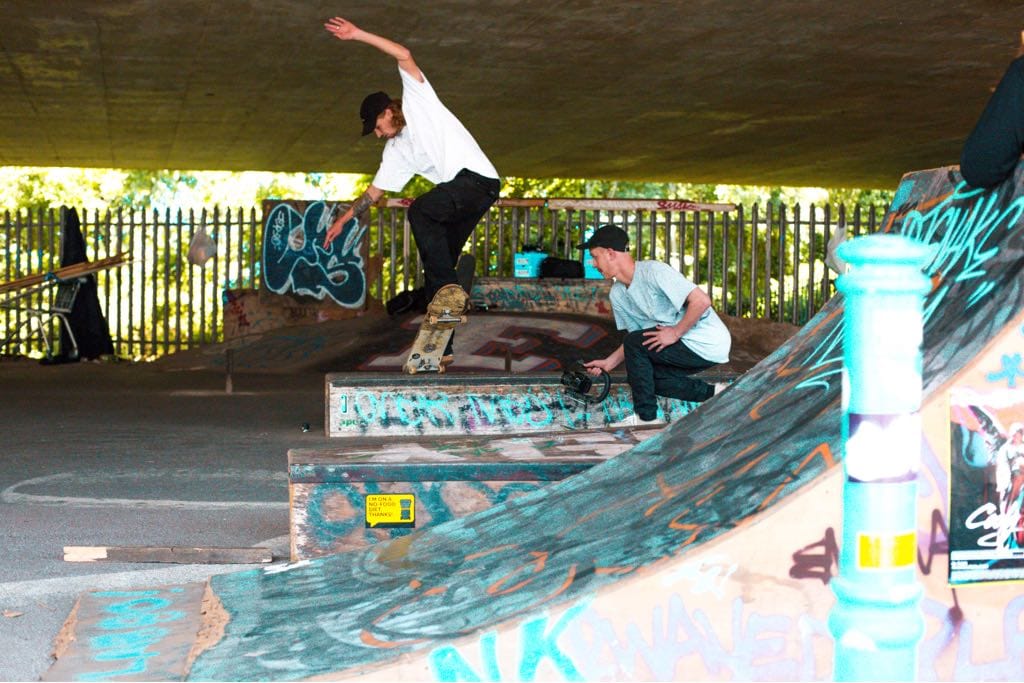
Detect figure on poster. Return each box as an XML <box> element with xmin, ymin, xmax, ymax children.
<box><xmin>957</xmin><ymin>405</ymin><xmax>1024</xmax><ymax>549</ymax></box>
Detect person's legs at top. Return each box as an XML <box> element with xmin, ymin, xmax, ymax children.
<box><xmin>961</xmin><ymin>56</ymin><xmax>1024</xmax><ymax>188</ymax></box>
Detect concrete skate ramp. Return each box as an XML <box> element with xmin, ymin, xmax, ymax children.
<box><xmin>186</xmin><ymin>166</ymin><xmax>1024</xmax><ymax>680</ymax></box>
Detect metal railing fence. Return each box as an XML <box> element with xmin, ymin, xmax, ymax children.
<box><xmin>0</xmin><ymin>199</ymin><xmax>883</xmax><ymax>359</ymax></box>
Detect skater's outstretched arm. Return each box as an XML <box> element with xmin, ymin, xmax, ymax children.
<box><xmin>324</xmin><ymin>17</ymin><xmax>423</xmax><ymax>82</ymax></box>
<box><xmin>324</xmin><ymin>185</ymin><xmax>383</xmax><ymax>248</ymax></box>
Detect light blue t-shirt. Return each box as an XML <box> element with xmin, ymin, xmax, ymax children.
<box><xmin>610</xmin><ymin>260</ymin><xmax>731</xmax><ymax>363</ymax></box>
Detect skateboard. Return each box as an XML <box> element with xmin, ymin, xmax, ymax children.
<box><xmin>402</xmin><ymin>254</ymin><xmax>475</xmax><ymax>374</ymax></box>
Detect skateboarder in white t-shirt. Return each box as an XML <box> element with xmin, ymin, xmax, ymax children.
<box><xmin>322</xmin><ymin>17</ymin><xmax>500</xmax><ymax>362</ymax></box>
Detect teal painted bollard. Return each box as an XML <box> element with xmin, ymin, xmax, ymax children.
<box><xmin>828</xmin><ymin>234</ymin><xmax>932</xmax><ymax>681</ymax></box>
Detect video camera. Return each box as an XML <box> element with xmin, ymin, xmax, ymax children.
<box><xmin>560</xmin><ymin>361</ymin><xmax>611</xmax><ymax>405</ymax></box>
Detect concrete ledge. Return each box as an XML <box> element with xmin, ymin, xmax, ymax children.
<box><xmin>324</xmin><ymin>372</ymin><xmax>713</xmax><ymax>438</ymax></box>
<box><xmin>288</xmin><ymin>429</ymin><xmax>657</xmax><ymax>560</ymax></box>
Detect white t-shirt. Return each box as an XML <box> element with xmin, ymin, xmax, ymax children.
<box><xmin>371</xmin><ymin>67</ymin><xmax>499</xmax><ymax>192</ymax></box>
<box><xmin>610</xmin><ymin>260</ymin><xmax>731</xmax><ymax>364</ymax></box>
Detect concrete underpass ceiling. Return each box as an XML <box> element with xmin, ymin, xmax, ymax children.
<box><xmin>0</xmin><ymin>1</ymin><xmax>1020</xmax><ymax>189</ymax></box>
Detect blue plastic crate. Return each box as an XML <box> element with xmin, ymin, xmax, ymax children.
<box><xmin>583</xmin><ymin>252</ymin><xmax>604</xmax><ymax>279</ymax></box>
<box><xmin>514</xmin><ymin>252</ymin><xmax>548</xmax><ymax>278</ymax></box>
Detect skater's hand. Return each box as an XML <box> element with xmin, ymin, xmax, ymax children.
<box><xmin>642</xmin><ymin>325</ymin><xmax>680</xmax><ymax>352</ymax></box>
<box><xmin>324</xmin><ymin>17</ymin><xmax>361</xmax><ymax>41</ymax></box>
<box><xmin>323</xmin><ymin>210</ymin><xmax>351</xmax><ymax>248</ymax></box>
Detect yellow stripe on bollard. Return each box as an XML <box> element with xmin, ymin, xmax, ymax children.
<box><xmin>857</xmin><ymin>531</ymin><xmax>916</xmax><ymax>569</ymax></box>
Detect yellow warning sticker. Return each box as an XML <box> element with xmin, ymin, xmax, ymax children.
<box><xmin>857</xmin><ymin>531</ymin><xmax>916</xmax><ymax>570</ymax></box>
<box><xmin>365</xmin><ymin>494</ymin><xmax>415</xmax><ymax>528</ymax></box>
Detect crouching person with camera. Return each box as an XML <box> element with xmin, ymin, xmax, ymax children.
<box><xmin>580</xmin><ymin>225</ymin><xmax>731</xmax><ymax>427</ymax></box>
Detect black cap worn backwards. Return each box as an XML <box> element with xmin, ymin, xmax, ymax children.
<box><xmin>359</xmin><ymin>91</ymin><xmax>391</xmax><ymax>136</ymax></box>
<box><xmin>576</xmin><ymin>224</ymin><xmax>629</xmax><ymax>252</ymax></box>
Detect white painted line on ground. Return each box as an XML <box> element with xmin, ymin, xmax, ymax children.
<box><xmin>1</xmin><ymin>472</ymin><xmax>289</xmax><ymax>510</ymax></box>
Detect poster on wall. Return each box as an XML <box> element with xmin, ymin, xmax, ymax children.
<box><xmin>949</xmin><ymin>387</ymin><xmax>1024</xmax><ymax>584</ymax></box>
<box><xmin>261</xmin><ymin>200</ymin><xmax>368</xmax><ymax>309</ymax></box>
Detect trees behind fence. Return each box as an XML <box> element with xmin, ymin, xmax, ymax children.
<box><xmin>0</xmin><ymin>199</ymin><xmax>884</xmax><ymax>360</ymax></box>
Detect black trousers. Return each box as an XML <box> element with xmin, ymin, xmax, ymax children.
<box><xmin>623</xmin><ymin>329</ymin><xmax>717</xmax><ymax>420</ymax></box>
<box><xmin>407</xmin><ymin>169</ymin><xmax>499</xmax><ymax>356</ymax></box>
<box><xmin>407</xmin><ymin>169</ymin><xmax>500</xmax><ymax>300</ymax></box>
<box><xmin>961</xmin><ymin>56</ymin><xmax>1024</xmax><ymax>188</ymax></box>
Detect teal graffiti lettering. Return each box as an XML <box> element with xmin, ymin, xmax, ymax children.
<box><xmin>417</xmin><ymin>394</ymin><xmax>455</xmax><ymax>427</ymax></box>
<box><xmin>353</xmin><ymin>391</ymin><xmax>386</xmax><ymax>427</ymax></box>
<box><xmin>523</xmin><ymin>392</ymin><xmax>555</xmax><ymax>428</ymax></box>
<box><xmin>468</xmin><ymin>394</ymin><xmax>500</xmax><ymax>426</ymax></box>
<box><xmin>430</xmin><ymin>632</ymin><xmax>500</xmax><ymax>682</ymax></box>
<box><xmin>393</xmin><ymin>392</ymin><xmax>422</xmax><ymax>427</ymax></box>
<box><xmin>519</xmin><ymin>604</ymin><xmax>586</xmax><ymax>681</ymax></box>
<box><xmin>81</xmin><ymin>626</ymin><xmax>168</xmax><ymax>681</ymax></box>
<box><xmin>430</xmin><ymin>646</ymin><xmax>481</xmax><ymax>682</ymax></box>
<box><xmin>987</xmin><ymin>353</ymin><xmax>1024</xmax><ymax>388</ymax></box>
<box><xmin>97</xmin><ymin>596</ymin><xmax>182</xmax><ymax>630</ymax></box>
<box><xmin>903</xmin><ymin>183</ymin><xmax>1024</xmax><ymax>307</ymax></box>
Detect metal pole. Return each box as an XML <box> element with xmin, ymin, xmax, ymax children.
<box><xmin>828</xmin><ymin>233</ymin><xmax>931</xmax><ymax>681</ymax></box>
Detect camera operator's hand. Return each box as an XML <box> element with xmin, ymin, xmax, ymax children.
<box><xmin>584</xmin><ymin>344</ymin><xmax>624</xmax><ymax>376</ymax></box>
<box><xmin>583</xmin><ymin>357</ymin><xmax>617</xmax><ymax>376</ymax></box>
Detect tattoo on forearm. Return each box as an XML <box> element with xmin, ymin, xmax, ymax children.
<box><xmin>350</xmin><ymin>191</ymin><xmax>374</xmax><ymax>217</ymax></box>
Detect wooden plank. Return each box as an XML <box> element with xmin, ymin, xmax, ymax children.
<box><xmin>63</xmin><ymin>545</ymin><xmax>272</xmax><ymax>564</ymax></box>
<box><xmin>378</xmin><ymin>198</ymin><xmax>736</xmax><ymax>212</ymax></box>
<box><xmin>0</xmin><ymin>253</ymin><xmax>129</xmax><ymax>294</ymax></box>
<box><xmin>379</xmin><ymin>197</ymin><xmax>546</xmax><ymax>209</ymax></box>
<box><xmin>545</xmin><ymin>198</ymin><xmax>737</xmax><ymax>212</ymax></box>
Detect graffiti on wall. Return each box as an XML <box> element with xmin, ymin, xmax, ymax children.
<box><xmin>222</xmin><ymin>288</ymin><xmax>320</xmax><ymax>340</ymax></box>
<box><xmin>472</xmin><ymin>280</ymin><xmax>613</xmax><ymax>317</ymax></box>
<box><xmin>292</xmin><ymin>479</ymin><xmax>547</xmax><ymax>559</ymax></box>
<box><xmin>261</xmin><ymin>200</ymin><xmax>367</xmax><ymax>308</ymax></box>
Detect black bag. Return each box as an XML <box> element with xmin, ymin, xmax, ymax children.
<box><xmin>539</xmin><ymin>257</ymin><xmax>584</xmax><ymax>279</ymax></box>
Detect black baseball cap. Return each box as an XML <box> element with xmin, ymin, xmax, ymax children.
<box><xmin>576</xmin><ymin>224</ymin><xmax>629</xmax><ymax>251</ymax></box>
<box><xmin>360</xmin><ymin>91</ymin><xmax>391</xmax><ymax>136</ymax></box>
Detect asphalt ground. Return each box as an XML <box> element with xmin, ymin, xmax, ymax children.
<box><xmin>0</xmin><ymin>358</ymin><xmax>331</xmax><ymax>681</ymax></box>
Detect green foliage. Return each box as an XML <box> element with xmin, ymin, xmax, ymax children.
<box><xmin>114</xmin><ymin>170</ymin><xmax>198</xmax><ymax>209</ymax></box>
<box><xmin>499</xmin><ymin>176</ymin><xmax>719</xmax><ymax>201</ymax></box>
<box><xmin>826</xmin><ymin>187</ymin><xmax>896</xmax><ymax>210</ymax></box>
<box><xmin>254</xmin><ymin>179</ymin><xmax>300</xmax><ymax>204</ymax></box>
